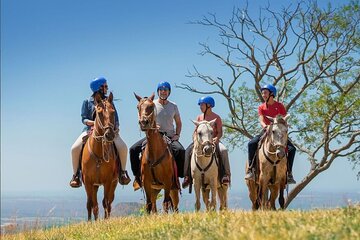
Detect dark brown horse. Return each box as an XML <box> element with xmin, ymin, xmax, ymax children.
<box><xmin>134</xmin><ymin>93</ymin><xmax>179</xmax><ymax>214</ymax></box>
<box><xmin>246</xmin><ymin>114</ymin><xmax>290</xmax><ymax>210</ymax></box>
<box><xmin>82</xmin><ymin>92</ymin><xmax>118</xmax><ymax>220</ymax></box>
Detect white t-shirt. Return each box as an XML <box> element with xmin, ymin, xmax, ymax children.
<box><xmin>154</xmin><ymin>99</ymin><xmax>180</xmax><ymax>137</ymax></box>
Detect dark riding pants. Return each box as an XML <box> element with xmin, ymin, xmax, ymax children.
<box><xmin>129</xmin><ymin>137</ymin><xmax>185</xmax><ymax>178</ymax></box>
<box><xmin>248</xmin><ymin>134</ymin><xmax>296</xmax><ymax>172</ymax></box>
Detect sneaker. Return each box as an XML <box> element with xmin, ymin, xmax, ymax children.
<box><xmin>119</xmin><ymin>171</ymin><xmax>131</xmax><ymax>185</ymax></box>
<box><xmin>221</xmin><ymin>175</ymin><xmax>230</xmax><ymax>185</ymax></box>
<box><xmin>182</xmin><ymin>176</ymin><xmax>190</xmax><ymax>189</ymax></box>
<box><xmin>69</xmin><ymin>174</ymin><xmax>82</xmax><ymax>188</ymax></box>
<box><xmin>287</xmin><ymin>172</ymin><xmax>296</xmax><ymax>184</ymax></box>
<box><xmin>244</xmin><ymin>169</ymin><xmax>255</xmax><ymax>181</ymax></box>
<box><xmin>133</xmin><ymin>177</ymin><xmax>141</xmax><ymax>191</ymax></box>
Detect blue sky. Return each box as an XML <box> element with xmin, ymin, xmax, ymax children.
<box><xmin>1</xmin><ymin>0</ymin><xmax>358</xmax><ymax>202</ymax></box>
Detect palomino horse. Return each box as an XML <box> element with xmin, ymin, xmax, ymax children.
<box><xmin>191</xmin><ymin>120</ymin><xmax>228</xmax><ymax>211</ymax></box>
<box><xmin>134</xmin><ymin>93</ymin><xmax>179</xmax><ymax>214</ymax></box>
<box><xmin>246</xmin><ymin>114</ymin><xmax>290</xmax><ymax>210</ymax></box>
<box><xmin>82</xmin><ymin>92</ymin><xmax>118</xmax><ymax>220</ymax></box>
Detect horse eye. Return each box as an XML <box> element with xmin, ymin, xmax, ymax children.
<box><xmin>198</xmin><ymin>132</ymin><xmax>202</xmax><ymax>137</ymax></box>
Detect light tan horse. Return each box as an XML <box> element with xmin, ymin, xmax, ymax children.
<box><xmin>191</xmin><ymin>120</ymin><xmax>228</xmax><ymax>211</ymax></box>
<box><xmin>81</xmin><ymin>92</ymin><xmax>118</xmax><ymax>220</ymax></box>
<box><xmin>246</xmin><ymin>114</ymin><xmax>290</xmax><ymax>210</ymax></box>
<box><xmin>134</xmin><ymin>93</ymin><xmax>179</xmax><ymax>214</ymax></box>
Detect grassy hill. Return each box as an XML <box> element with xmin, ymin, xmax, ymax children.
<box><xmin>2</xmin><ymin>206</ymin><xmax>359</xmax><ymax>240</ymax></box>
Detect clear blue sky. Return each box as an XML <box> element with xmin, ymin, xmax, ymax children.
<box><xmin>1</xmin><ymin>0</ymin><xmax>358</xmax><ymax>200</ymax></box>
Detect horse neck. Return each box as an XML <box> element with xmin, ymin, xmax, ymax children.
<box><xmin>146</xmin><ymin>129</ymin><xmax>166</xmax><ymax>157</ymax></box>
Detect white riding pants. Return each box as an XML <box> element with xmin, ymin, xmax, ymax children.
<box><xmin>71</xmin><ymin>132</ymin><xmax>128</xmax><ymax>174</ymax></box>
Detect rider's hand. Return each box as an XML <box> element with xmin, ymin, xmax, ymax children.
<box><xmin>172</xmin><ymin>134</ymin><xmax>180</xmax><ymax>141</ymax></box>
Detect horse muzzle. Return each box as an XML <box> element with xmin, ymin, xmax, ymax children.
<box><xmin>104</xmin><ymin>128</ymin><xmax>115</xmax><ymax>142</ymax></box>
<box><xmin>276</xmin><ymin>147</ymin><xmax>286</xmax><ymax>159</ymax></box>
<box><xmin>202</xmin><ymin>143</ymin><xmax>214</xmax><ymax>157</ymax></box>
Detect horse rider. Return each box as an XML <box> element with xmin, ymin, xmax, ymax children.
<box><xmin>69</xmin><ymin>77</ymin><xmax>131</xmax><ymax>188</ymax></box>
<box><xmin>182</xmin><ymin>96</ymin><xmax>231</xmax><ymax>189</ymax></box>
<box><xmin>245</xmin><ymin>84</ymin><xmax>296</xmax><ymax>184</ymax></box>
<box><xmin>129</xmin><ymin>81</ymin><xmax>185</xmax><ymax>191</ymax></box>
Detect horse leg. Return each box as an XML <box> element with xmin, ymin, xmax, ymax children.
<box><xmin>258</xmin><ymin>177</ymin><xmax>268</xmax><ymax>210</ymax></box>
<box><xmin>246</xmin><ymin>181</ymin><xmax>257</xmax><ymax>211</ymax></box>
<box><xmin>170</xmin><ymin>189</ymin><xmax>179</xmax><ymax>213</ymax></box>
<box><xmin>151</xmin><ymin>188</ymin><xmax>161</xmax><ymax>214</ymax></box>
<box><xmin>162</xmin><ymin>188</ymin><xmax>172</xmax><ymax>214</ymax></box>
<box><xmin>103</xmin><ymin>180</ymin><xmax>117</xmax><ymax>219</ymax></box>
<box><xmin>278</xmin><ymin>181</ymin><xmax>286</xmax><ymax>209</ymax></box>
<box><xmin>268</xmin><ymin>184</ymin><xmax>279</xmax><ymax>210</ymax></box>
<box><xmin>194</xmin><ymin>179</ymin><xmax>201</xmax><ymax>211</ymax></box>
<box><xmin>202</xmin><ymin>188</ymin><xmax>210</xmax><ymax>211</ymax></box>
<box><xmin>84</xmin><ymin>182</ymin><xmax>93</xmax><ymax>221</ymax></box>
<box><xmin>143</xmin><ymin>181</ymin><xmax>152</xmax><ymax>214</ymax></box>
<box><xmin>209</xmin><ymin>179</ymin><xmax>217</xmax><ymax>211</ymax></box>
<box><xmin>218</xmin><ymin>185</ymin><xmax>228</xmax><ymax>211</ymax></box>
<box><xmin>92</xmin><ymin>185</ymin><xmax>99</xmax><ymax>220</ymax></box>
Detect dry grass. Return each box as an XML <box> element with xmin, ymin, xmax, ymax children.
<box><xmin>2</xmin><ymin>206</ymin><xmax>359</xmax><ymax>240</ymax></box>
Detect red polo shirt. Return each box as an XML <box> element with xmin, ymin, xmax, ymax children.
<box><xmin>258</xmin><ymin>101</ymin><xmax>287</xmax><ymax>125</ymax></box>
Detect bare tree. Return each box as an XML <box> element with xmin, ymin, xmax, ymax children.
<box><xmin>178</xmin><ymin>0</ymin><xmax>360</xmax><ymax>208</ymax></box>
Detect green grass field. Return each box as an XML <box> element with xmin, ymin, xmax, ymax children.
<box><xmin>2</xmin><ymin>206</ymin><xmax>359</xmax><ymax>240</ymax></box>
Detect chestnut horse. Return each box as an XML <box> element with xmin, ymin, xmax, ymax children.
<box><xmin>246</xmin><ymin>114</ymin><xmax>290</xmax><ymax>210</ymax></box>
<box><xmin>134</xmin><ymin>93</ymin><xmax>179</xmax><ymax>214</ymax></box>
<box><xmin>82</xmin><ymin>92</ymin><xmax>118</xmax><ymax>220</ymax></box>
<box><xmin>191</xmin><ymin>120</ymin><xmax>228</xmax><ymax>211</ymax></box>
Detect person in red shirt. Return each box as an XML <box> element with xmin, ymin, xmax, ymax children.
<box><xmin>245</xmin><ymin>84</ymin><xmax>296</xmax><ymax>184</ymax></box>
<box><xmin>182</xmin><ymin>96</ymin><xmax>231</xmax><ymax>188</ymax></box>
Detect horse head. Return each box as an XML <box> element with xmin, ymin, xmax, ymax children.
<box><xmin>94</xmin><ymin>92</ymin><xmax>116</xmax><ymax>142</ymax></box>
<box><xmin>266</xmin><ymin>114</ymin><xmax>290</xmax><ymax>159</ymax></box>
<box><xmin>134</xmin><ymin>92</ymin><xmax>156</xmax><ymax>131</ymax></box>
<box><xmin>192</xmin><ymin>119</ymin><xmax>216</xmax><ymax>157</ymax></box>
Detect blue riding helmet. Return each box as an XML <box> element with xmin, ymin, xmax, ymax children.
<box><xmin>198</xmin><ymin>96</ymin><xmax>215</xmax><ymax>108</ymax></box>
<box><xmin>157</xmin><ymin>81</ymin><xmax>171</xmax><ymax>92</ymax></box>
<box><xmin>261</xmin><ymin>84</ymin><xmax>277</xmax><ymax>97</ymax></box>
<box><xmin>90</xmin><ymin>77</ymin><xmax>107</xmax><ymax>92</ymax></box>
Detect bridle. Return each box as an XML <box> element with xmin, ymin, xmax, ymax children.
<box><xmin>88</xmin><ymin>100</ymin><xmax>117</xmax><ymax>164</ymax></box>
<box><xmin>137</xmin><ymin>98</ymin><xmax>158</xmax><ymax>131</ymax></box>
<box><xmin>194</xmin><ymin>122</ymin><xmax>216</xmax><ymax>158</ymax></box>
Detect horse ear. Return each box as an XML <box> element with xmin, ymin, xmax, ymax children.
<box><xmin>108</xmin><ymin>92</ymin><xmax>113</xmax><ymax>103</ymax></box>
<box><xmin>191</xmin><ymin>119</ymin><xmax>200</xmax><ymax>126</ymax></box>
<box><xmin>94</xmin><ymin>92</ymin><xmax>102</xmax><ymax>105</ymax></box>
<box><xmin>134</xmin><ymin>92</ymin><xmax>142</xmax><ymax>102</ymax></box>
<box><xmin>149</xmin><ymin>92</ymin><xmax>155</xmax><ymax>101</ymax></box>
<box><xmin>265</xmin><ymin>116</ymin><xmax>274</xmax><ymax>123</ymax></box>
<box><xmin>284</xmin><ymin>114</ymin><xmax>290</xmax><ymax>122</ymax></box>
<box><xmin>209</xmin><ymin>118</ymin><xmax>217</xmax><ymax>127</ymax></box>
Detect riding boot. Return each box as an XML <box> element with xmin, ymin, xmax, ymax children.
<box><xmin>119</xmin><ymin>170</ymin><xmax>131</xmax><ymax>185</ymax></box>
<box><xmin>69</xmin><ymin>169</ymin><xmax>82</xmax><ymax>188</ymax></box>
<box><xmin>245</xmin><ymin>158</ymin><xmax>255</xmax><ymax>181</ymax></box>
<box><xmin>133</xmin><ymin>176</ymin><xmax>141</xmax><ymax>191</ymax></box>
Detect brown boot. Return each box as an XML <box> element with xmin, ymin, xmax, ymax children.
<box><xmin>221</xmin><ymin>175</ymin><xmax>230</xmax><ymax>185</ymax></box>
<box><xmin>133</xmin><ymin>176</ymin><xmax>141</xmax><ymax>191</ymax></box>
<box><xmin>119</xmin><ymin>170</ymin><xmax>131</xmax><ymax>185</ymax></box>
<box><xmin>69</xmin><ymin>174</ymin><xmax>81</xmax><ymax>188</ymax></box>
<box><xmin>182</xmin><ymin>176</ymin><xmax>190</xmax><ymax>189</ymax></box>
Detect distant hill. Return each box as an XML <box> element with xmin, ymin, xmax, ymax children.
<box><xmin>111</xmin><ymin>202</ymin><xmax>143</xmax><ymax>216</ymax></box>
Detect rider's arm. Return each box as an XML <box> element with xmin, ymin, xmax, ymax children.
<box><xmin>174</xmin><ymin>114</ymin><xmax>182</xmax><ymax>137</ymax></box>
<box><xmin>81</xmin><ymin>99</ymin><xmax>94</xmax><ymax>126</ymax></box>
<box><xmin>259</xmin><ymin>115</ymin><xmax>267</xmax><ymax>129</ymax></box>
